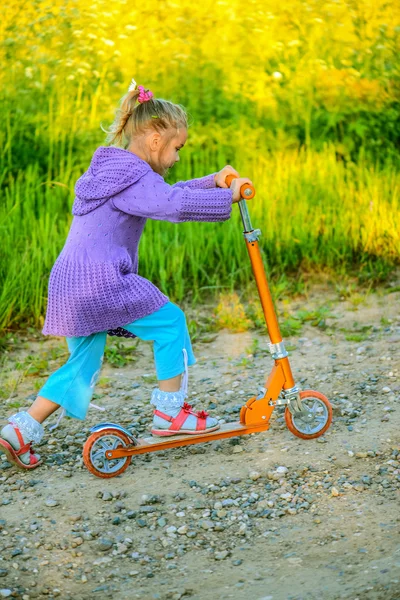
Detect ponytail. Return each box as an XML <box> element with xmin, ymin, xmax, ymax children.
<box><xmin>102</xmin><ymin>85</ymin><xmax>188</xmax><ymax>149</ymax></box>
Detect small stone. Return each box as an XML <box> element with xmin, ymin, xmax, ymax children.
<box><xmin>382</xmin><ymin>387</ymin><xmax>391</xmax><ymax>393</ymax></box>
<box><xmin>102</xmin><ymin>491</ymin><xmax>113</xmax><ymax>501</ymax></box>
<box><xmin>232</xmin><ymin>446</ymin><xmax>243</xmax><ymax>453</ymax></box>
<box><xmin>249</xmin><ymin>471</ymin><xmax>261</xmax><ymax>481</ymax></box>
<box><xmin>97</xmin><ymin>538</ymin><xmax>113</xmax><ymax>551</ymax></box>
<box><xmin>166</xmin><ymin>526</ymin><xmax>177</xmax><ymax>534</ymax></box>
<box><xmin>71</xmin><ymin>537</ymin><xmax>84</xmax><ymax>547</ymax></box>
<box><xmin>45</xmin><ymin>499</ymin><xmax>59</xmax><ymax>507</ymax></box>
<box><xmin>0</xmin><ymin>591</ymin><xmax>12</xmax><ymax>598</ymax></box>
<box><xmin>331</xmin><ymin>487</ymin><xmax>340</xmax><ymax>497</ymax></box>
<box><xmin>221</xmin><ymin>499</ymin><xmax>235</xmax><ymax>507</ymax></box>
<box><xmin>280</xmin><ymin>493</ymin><xmax>292</xmax><ymax>501</ymax></box>
<box><xmin>275</xmin><ymin>466</ymin><xmax>288</xmax><ymax>475</ymax></box>
<box><xmin>177</xmin><ymin>525</ymin><xmax>189</xmax><ymax>535</ymax></box>
<box><xmin>214</xmin><ymin>550</ymin><xmax>229</xmax><ymax>560</ymax></box>
<box><xmin>136</xmin><ymin>519</ymin><xmax>147</xmax><ymax>528</ymax></box>
<box><xmin>287</xmin><ymin>557</ymin><xmax>303</xmax><ymax>565</ymax></box>
<box><xmin>186</xmin><ymin>531</ymin><xmax>197</xmax><ymax>538</ymax></box>
<box><xmin>69</xmin><ymin>514</ymin><xmax>82</xmax><ymax>523</ymax></box>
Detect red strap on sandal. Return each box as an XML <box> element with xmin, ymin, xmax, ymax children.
<box><xmin>11</xmin><ymin>425</ymin><xmax>39</xmax><ymax>465</ymax></box>
<box><xmin>12</xmin><ymin>425</ymin><xmax>31</xmax><ymax>456</ymax></box>
<box><xmin>29</xmin><ymin>448</ymin><xmax>40</xmax><ymax>466</ymax></box>
<box><xmin>195</xmin><ymin>410</ymin><xmax>209</xmax><ymax>431</ymax></box>
<box><xmin>154</xmin><ymin>403</ymin><xmax>210</xmax><ymax>432</ymax></box>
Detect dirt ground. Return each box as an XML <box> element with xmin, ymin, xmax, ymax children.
<box><xmin>0</xmin><ymin>279</ymin><xmax>399</xmax><ymax>600</ymax></box>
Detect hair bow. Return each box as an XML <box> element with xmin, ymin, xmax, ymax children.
<box><xmin>128</xmin><ymin>78</ymin><xmax>154</xmax><ymax>103</ymax></box>
<box><xmin>137</xmin><ymin>85</ymin><xmax>154</xmax><ymax>103</ymax></box>
<box><xmin>128</xmin><ymin>78</ymin><xmax>137</xmax><ymax>92</ymax></box>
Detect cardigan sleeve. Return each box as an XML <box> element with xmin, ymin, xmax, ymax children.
<box><xmin>172</xmin><ymin>173</ymin><xmax>217</xmax><ymax>190</ymax></box>
<box><xmin>111</xmin><ymin>170</ymin><xmax>233</xmax><ymax>223</ymax></box>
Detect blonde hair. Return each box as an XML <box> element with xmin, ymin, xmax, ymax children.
<box><xmin>102</xmin><ymin>86</ymin><xmax>188</xmax><ymax>149</ymax></box>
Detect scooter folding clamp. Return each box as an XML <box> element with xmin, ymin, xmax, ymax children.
<box><xmin>268</xmin><ymin>341</ymin><xmax>288</xmax><ymax>360</ymax></box>
<box><xmin>244</xmin><ymin>229</ymin><xmax>261</xmax><ymax>243</ymax></box>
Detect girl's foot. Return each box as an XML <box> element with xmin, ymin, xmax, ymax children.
<box><xmin>150</xmin><ymin>389</ymin><xmax>220</xmax><ymax>436</ymax></box>
<box><xmin>0</xmin><ymin>412</ymin><xmax>44</xmax><ymax>469</ymax></box>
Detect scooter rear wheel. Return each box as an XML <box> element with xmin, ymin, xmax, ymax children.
<box><xmin>285</xmin><ymin>390</ymin><xmax>332</xmax><ymax>439</ymax></box>
<box><xmin>83</xmin><ymin>428</ymin><xmax>133</xmax><ymax>478</ymax></box>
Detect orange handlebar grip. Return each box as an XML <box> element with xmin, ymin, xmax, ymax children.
<box><xmin>225</xmin><ymin>174</ymin><xmax>256</xmax><ymax>200</ymax></box>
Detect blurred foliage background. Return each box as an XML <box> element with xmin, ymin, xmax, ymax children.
<box><xmin>1</xmin><ymin>0</ymin><xmax>399</xmax><ymax>332</ymax></box>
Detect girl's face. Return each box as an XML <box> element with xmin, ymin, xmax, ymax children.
<box><xmin>129</xmin><ymin>127</ymin><xmax>188</xmax><ymax>177</ymax></box>
<box><xmin>156</xmin><ymin>127</ymin><xmax>188</xmax><ymax>177</ymax></box>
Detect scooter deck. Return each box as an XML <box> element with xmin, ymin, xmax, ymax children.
<box><xmin>106</xmin><ymin>420</ymin><xmax>271</xmax><ymax>459</ymax></box>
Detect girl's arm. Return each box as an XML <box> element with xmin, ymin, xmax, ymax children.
<box><xmin>112</xmin><ymin>170</ymin><xmax>232</xmax><ymax>223</ymax></box>
<box><xmin>172</xmin><ymin>173</ymin><xmax>217</xmax><ymax>190</ymax></box>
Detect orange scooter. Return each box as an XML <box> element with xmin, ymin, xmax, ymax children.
<box><xmin>83</xmin><ymin>175</ymin><xmax>333</xmax><ymax>478</ymax></box>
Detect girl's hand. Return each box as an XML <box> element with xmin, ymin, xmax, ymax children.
<box><xmin>214</xmin><ymin>165</ymin><xmax>240</xmax><ymax>188</ymax></box>
<box><xmin>230</xmin><ymin>177</ymin><xmax>253</xmax><ymax>203</ymax></box>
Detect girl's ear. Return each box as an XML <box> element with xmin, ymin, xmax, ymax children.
<box><xmin>148</xmin><ymin>131</ymin><xmax>162</xmax><ymax>152</ymax></box>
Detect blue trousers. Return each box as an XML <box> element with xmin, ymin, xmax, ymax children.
<box><xmin>38</xmin><ymin>302</ymin><xmax>196</xmax><ymax>420</ymax></box>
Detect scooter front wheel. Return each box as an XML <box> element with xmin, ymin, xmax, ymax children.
<box><xmin>285</xmin><ymin>390</ymin><xmax>332</xmax><ymax>439</ymax></box>
<box><xmin>83</xmin><ymin>428</ymin><xmax>133</xmax><ymax>478</ymax></box>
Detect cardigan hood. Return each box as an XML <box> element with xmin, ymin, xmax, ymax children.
<box><xmin>72</xmin><ymin>146</ymin><xmax>151</xmax><ymax>215</ymax></box>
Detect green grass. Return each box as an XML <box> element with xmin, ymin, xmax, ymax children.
<box><xmin>1</xmin><ymin>0</ymin><xmax>400</xmax><ymax>336</ymax></box>
<box><xmin>1</xmin><ymin>142</ymin><xmax>398</xmax><ymax>335</ymax></box>
<box><xmin>104</xmin><ymin>340</ymin><xmax>139</xmax><ymax>368</ymax></box>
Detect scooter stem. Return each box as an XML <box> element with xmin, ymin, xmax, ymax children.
<box><xmin>224</xmin><ymin>174</ymin><xmax>295</xmax><ymax>391</ymax></box>
<box><xmin>239</xmin><ymin>199</ymin><xmax>283</xmax><ymax>345</ymax></box>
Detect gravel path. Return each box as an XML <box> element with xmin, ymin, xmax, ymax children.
<box><xmin>0</xmin><ymin>281</ymin><xmax>399</xmax><ymax>600</ymax></box>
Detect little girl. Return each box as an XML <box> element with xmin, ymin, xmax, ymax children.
<box><xmin>0</xmin><ymin>80</ymin><xmax>252</xmax><ymax>470</ymax></box>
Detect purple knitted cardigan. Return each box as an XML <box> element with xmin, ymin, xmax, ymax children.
<box><xmin>42</xmin><ymin>146</ymin><xmax>233</xmax><ymax>338</ymax></box>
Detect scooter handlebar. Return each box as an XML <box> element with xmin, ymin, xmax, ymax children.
<box><xmin>225</xmin><ymin>174</ymin><xmax>256</xmax><ymax>200</ymax></box>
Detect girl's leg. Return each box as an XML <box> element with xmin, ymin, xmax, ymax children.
<box><xmin>0</xmin><ymin>332</ymin><xmax>107</xmax><ymax>467</ymax></box>
<box><xmin>155</xmin><ymin>324</ymin><xmax>195</xmax><ymax>392</ymax></box>
<box><xmin>123</xmin><ymin>302</ymin><xmax>195</xmax><ymax>386</ymax></box>
<box><xmin>28</xmin><ymin>397</ymin><xmax>60</xmax><ymax>423</ymax></box>
<box><xmin>123</xmin><ymin>302</ymin><xmax>219</xmax><ymax>435</ymax></box>
<box><xmin>38</xmin><ymin>332</ymin><xmax>107</xmax><ymax>420</ymax></box>
<box><xmin>158</xmin><ymin>374</ymin><xmax>181</xmax><ymax>392</ymax></box>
